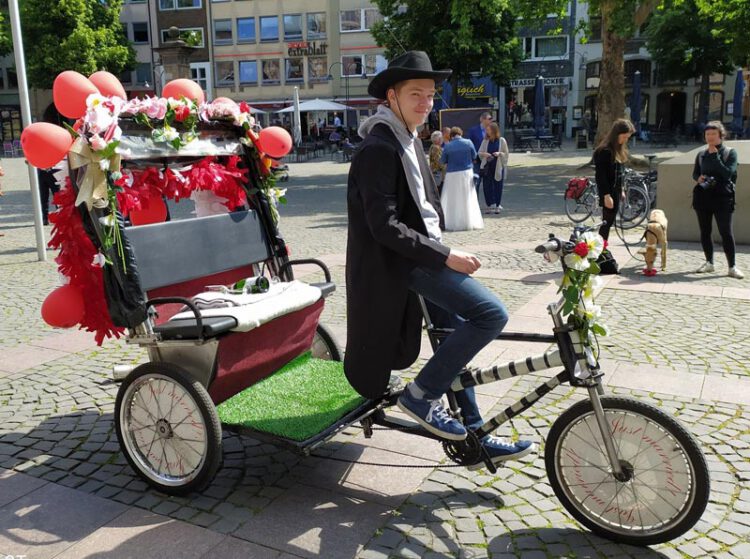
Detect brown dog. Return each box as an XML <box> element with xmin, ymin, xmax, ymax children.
<box><xmin>640</xmin><ymin>209</ymin><xmax>668</xmax><ymax>273</ymax></box>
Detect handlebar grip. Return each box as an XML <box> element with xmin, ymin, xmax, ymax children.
<box><xmin>535</xmin><ymin>239</ymin><xmax>561</xmax><ymax>253</ymax></box>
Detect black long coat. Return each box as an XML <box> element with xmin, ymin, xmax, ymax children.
<box><xmin>344</xmin><ymin>123</ymin><xmax>450</xmax><ymax>399</ymax></box>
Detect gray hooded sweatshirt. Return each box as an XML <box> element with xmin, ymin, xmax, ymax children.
<box><xmin>358</xmin><ymin>105</ymin><xmax>442</xmax><ymax>242</ymax></box>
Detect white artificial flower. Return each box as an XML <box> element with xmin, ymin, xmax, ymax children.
<box><xmin>579</xmin><ymin>231</ymin><xmax>605</xmax><ymax>261</ymax></box>
<box><xmin>163</xmin><ymin>127</ymin><xmax>179</xmax><ymax>141</ymax></box>
<box><xmin>91</xmin><ymin>253</ymin><xmax>107</xmax><ymax>267</ymax></box>
<box><xmin>564</xmin><ymin>252</ymin><xmax>590</xmax><ymax>271</ymax></box>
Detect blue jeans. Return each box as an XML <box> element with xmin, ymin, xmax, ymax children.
<box><xmin>408</xmin><ymin>266</ymin><xmax>509</xmax><ymax>430</ymax></box>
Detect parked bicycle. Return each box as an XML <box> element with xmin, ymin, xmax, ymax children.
<box><xmin>564</xmin><ymin>172</ymin><xmax>652</xmax><ymax>230</ymax></box>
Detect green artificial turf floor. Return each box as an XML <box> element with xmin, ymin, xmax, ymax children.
<box><xmin>216</xmin><ymin>352</ymin><xmax>366</xmax><ymax>441</ymax></box>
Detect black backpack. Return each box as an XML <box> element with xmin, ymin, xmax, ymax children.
<box><xmin>596</xmin><ymin>249</ymin><xmax>619</xmax><ymax>275</ymax></box>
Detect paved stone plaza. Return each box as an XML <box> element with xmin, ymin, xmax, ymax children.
<box><xmin>1</xmin><ymin>146</ymin><xmax>749</xmax><ymax>559</ymax></box>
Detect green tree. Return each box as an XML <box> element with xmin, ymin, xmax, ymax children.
<box><xmin>645</xmin><ymin>1</ymin><xmax>736</xmax><ymax>131</ymax></box>
<box><xmin>695</xmin><ymin>0</ymin><xmax>750</xmax><ymax>65</ymax></box>
<box><xmin>21</xmin><ymin>0</ymin><xmax>135</xmax><ymax>90</ymax></box>
<box><xmin>517</xmin><ymin>0</ymin><xmax>659</xmax><ymax>143</ymax></box>
<box><xmin>369</xmin><ymin>0</ymin><xmax>522</xmax><ymax>107</ymax></box>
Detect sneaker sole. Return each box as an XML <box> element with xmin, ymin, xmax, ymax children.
<box><xmin>466</xmin><ymin>442</ymin><xmax>537</xmax><ymax>471</ymax></box>
<box><xmin>396</xmin><ymin>400</ymin><xmax>467</xmax><ymax>441</ymax></box>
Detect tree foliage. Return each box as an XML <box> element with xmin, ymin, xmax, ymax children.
<box><xmin>516</xmin><ymin>0</ymin><xmax>660</xmax><ymax>142</ymax></box>
<box><xmin>21</xmin><ymin>0</ymin><xmax>135</xmax><ymax>89</ymax></box>
<box><xmin>369</xmin><ymin>0</ymin><xmax>522</xmax><ymax>106</ymax></box>
<box><xmin>645</xmin><ymin>2</ymin><xmax>735</xmax><ymax>82</ymax></box>
<box><xmin>695</xmin><ymin>0</ymin><xmax>750</xmax><ymax>64</ymax></box>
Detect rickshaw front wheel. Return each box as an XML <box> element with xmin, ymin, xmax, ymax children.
<box><xmin>115</xmin><ymin>362</ymin><xmax>223</xmax><ymax>496</ymax></box>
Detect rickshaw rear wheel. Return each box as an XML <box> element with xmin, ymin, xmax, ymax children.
<box><xmin>115</xmin><ymin>362</ymin><xmax>223</xmax><ymax>496</ymax></box>
<box><xmin>311</xmin><ymin>323</ymin><xmax>342</xmax><ymax>361</ymax></box>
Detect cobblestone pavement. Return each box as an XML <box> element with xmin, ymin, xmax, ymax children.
<box><xmin>1</xmin><ymin>148</ymin><xmax>749</xmax><ymax>558</ymax></box>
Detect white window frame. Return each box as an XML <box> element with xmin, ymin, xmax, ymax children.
<box><xmin>159</xmin><ymin>0</ymin><xmax>202</xmax><ymax>10</ymax></box>
<box><xmin>523</xmin><ymin>35</ymin><xmax>568</xmax><ymax>61</ymax></box>
<box><xmin>340</xmin><ymin>9</ymin><xmax>374</xmax><ymax>33</ymax></box>
<box><xmin>161</xmin><ymin>27</ymin><xmax>205</xmax><ymax>48</ymax></box>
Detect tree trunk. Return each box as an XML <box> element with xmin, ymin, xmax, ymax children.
<box><xmin>595</xmin><ymin>1</ymin><xmax>627</xmax><ymax>145</ymax></box>
<box><xmin>697</xmin><ymin>72</ymin><xmax>710</xmax><ymax>139</ymax></box>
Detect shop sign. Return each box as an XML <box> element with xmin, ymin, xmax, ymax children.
<box><xmin>287</xmin><ymin>41</ymin><xmax>328</xmax><ymax>56</ymax></box>
<box><xmin>457</xmin><ymin>84</ymin><xmax>488</xmax><ymax>98</ymax></box>
<box><xmin>510</xmin><ymin>77</ymin><xmax>569</xmax><ymax>87</ymax></box>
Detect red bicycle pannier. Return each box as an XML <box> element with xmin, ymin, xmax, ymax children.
<box><xmin>565</xmin><ymin>177</ymin><xmax>590</xmax><ymax>199</ymax></box>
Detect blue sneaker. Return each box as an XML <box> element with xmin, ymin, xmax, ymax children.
<box><xmin>397</xmin><ymin>390</ymin><xmax>467</xmax><ymax>441</ymax></box>
<box><xmin>467</xmin><ymin>435</ymin><xmax>536</xmax><ymax>471</ymax></box>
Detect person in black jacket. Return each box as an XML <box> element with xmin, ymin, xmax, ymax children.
<box><xmin>345</xmin><ymin>51</ymin><xmax>534</xmax><ymax>467</ymax></box>
<box><xmin>593</xmin><ymin>119</ymin><xmax>635</xmax><ymax>241</ymax></box>
<box><xmin>692</xmin><ymin>121</ymin><xmax>742</xmax><ymax>278</ymax></box>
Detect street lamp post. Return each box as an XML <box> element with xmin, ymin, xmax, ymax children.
<box><xmin>327</xmin><ymin>61</ymin><xmax>367</xmax><ymax>129</ymax></box>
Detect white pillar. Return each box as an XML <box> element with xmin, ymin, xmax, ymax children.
<box><xmin>9</xmin><ymin>0</ymin><xmax>46</xmax><ymax>261</ymax></box>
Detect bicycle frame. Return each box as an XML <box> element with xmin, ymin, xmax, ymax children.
<box><xmin>376</xmin><ymin>293</ymin><xmax>626</xmax><ymax>477</ymax></box>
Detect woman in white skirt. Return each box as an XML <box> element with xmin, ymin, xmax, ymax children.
<box><xmin>439</xmin><ymin>127</ymin><xmax>484</xmax><ymax>231</ymax></box>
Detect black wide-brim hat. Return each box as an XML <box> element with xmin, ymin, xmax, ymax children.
<box><xmin>368</xmin><ymin>50</ymin><xmax>452</xmax><ymax>100</ymax></box>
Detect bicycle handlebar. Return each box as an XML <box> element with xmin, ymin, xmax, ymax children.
<box><xmin>535</xmin><ymin>222</ymin><xmax>606</xmax><ymax>256</ymax></box>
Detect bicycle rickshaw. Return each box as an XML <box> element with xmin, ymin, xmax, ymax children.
<box><xmin>48</xmin><ymin>100</ymin><xmax>709</xmax><ymax>548</ymax></box>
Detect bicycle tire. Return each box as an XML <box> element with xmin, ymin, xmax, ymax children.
<box><xmin>115</xmin><ymin>362</ymin><xmax>223</xmax><ymax>496</ymax></box>
<box><xmin>311</xmin><ymin>323</ymin><xmax>343</xmax><ymax>361</ymax></box>
<box><xmin>564</xmin><ymin>184</ymin><xmax>597</xmax><ymax>223</ymax></box>
<box><xmin>617</xmin><ymin>185</ymin><xmax>650</xmax><ymax>230</ymax></box>
<box><xmin>545</xmin><ymin>396</ymin><xmax>709</xmax><ymax>546</ymax></box>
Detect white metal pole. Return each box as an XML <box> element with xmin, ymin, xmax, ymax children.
<box><xmin>9</xmin><ymin>0</ymin><xmax>46</xmax><ymax>261</ymax></box>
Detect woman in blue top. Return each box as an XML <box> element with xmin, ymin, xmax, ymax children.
<box><xmin>439</xmin><ymin>127</ymin><xmax>484</xmax><ymax>230</ymax></box>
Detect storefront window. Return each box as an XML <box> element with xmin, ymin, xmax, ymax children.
<box><xmin>693</xmin><ymin>91</ymin><xmax>724</xmax><ymax>121</ymax></box>
<box><xmin>283</xmin><ymin>15</ymin><xmax>303</xmax><ymax>41</ymax></box>
<box><xmin>239</xmin><ymin>61</ymin><xmax>258</xmax><ymax>85</ymax></box>
<box><xmin>285</xmin><ymin>58</ymin><xmax>304</xmax><ymax>82</ymax></box>
<box><xmin>307</xmin><ymin>13</ymin><xmax>326</xmax><ymax>39</ymax></box>
<box><xmin>262</xmin><ymin>59</ymin><xmax>281</xmax><ymax>84</ymax></box>
<box><xmin>308</xmin><ymin>57</ymin><xmax>328</xmax><ymax>82</ymax></box>
<box><xmin>215</xmin><ymin>61</ymin><xmax>234</xmax><ymax>87</ymax></box>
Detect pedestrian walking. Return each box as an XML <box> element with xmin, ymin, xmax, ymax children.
<box><xmin>692</xmin><ymin>121</ymin><xmax>743</xmax><ymax>278</ymax></box>
<box><xmin>428</xmin><ymin>130</ymin><xmax>446</xmax><ymax>192</ymax></box>
<box><xmin>38</xmin><ymin>168</ymin><xmax>59</xmax><ymax>225</ymax></box>
<box><xmin>440</xmin><ymin>127</ymin><xmax>484</xmax><ymax>231</ymax></box>
<box><xmin>478</xmin><ymin>122</ymin><xmax>509</xmax><ymax>214</ymax></box>
<box><xmin>345</xmin><ymin>50</ymin><xmax>533</xmax><ymax>468</ymax></box>
<box><xmin>593</xmin><ymin>118</ymin><xmax>635</xmax><ymax>241</ymax></box>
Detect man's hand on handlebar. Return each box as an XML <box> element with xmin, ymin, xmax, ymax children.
<box><xmin>447</xmin><ymin>249</ymin><xmax>482</xmax><ymax>275</ymax></box>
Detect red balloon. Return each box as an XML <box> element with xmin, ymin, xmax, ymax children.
<box><xmin>53</xmin><ymin>71</ymin><xmax>100</xmax><ymax>119</ymax></box>
<box><xmin>21</xmin><ymin>122</ymin><xmax>74</xmax><ymax>168</ymax></box>
<box><xmin>162</xmin><ymin>79</ymin><xmax>205</xmax><ymax>104</ymax></box>
<box><xmin>89</xmin><ymin>71</ymin><xmax>126</xmax><ymax>99</ymax></box>
<box><xmin>259</xmin><ymin>126</ymin><xmax>292</xmax><ymax>158</ymax></box>
<box><xmin>130</xmin><ymin>197</ymin><xmax>168</xmax><ymax>226</ymax></box>
<box><xmin>41</xmin><ymin>285</ymin><xmax>85</xmax><ymax>328</ymax></box>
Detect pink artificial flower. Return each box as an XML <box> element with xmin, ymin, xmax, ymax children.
<box><xmin>173</xmin><ymin>104</ymin><xmax>191</xmax><ymax>122</ymax></box>
<box><xmin>89</xmin><ymin>134</ymin><xmax>107</xmax><ymax>151</ymax></box>
<box><xmin>239</xmin><ymin>101</ymin><xmax>251</xmax><ymax>113</ymax></box>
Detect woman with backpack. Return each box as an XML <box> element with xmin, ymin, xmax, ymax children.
<box><xmin>692</xmin><ymin>121</ymin><xmax>743</xmax><ymax>279</ymax></box>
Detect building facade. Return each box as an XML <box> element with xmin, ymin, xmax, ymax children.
<box><xmin>205</xmin><ymin>0</ymin><xmax>385</xmax><ymax>128</ymax></box>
